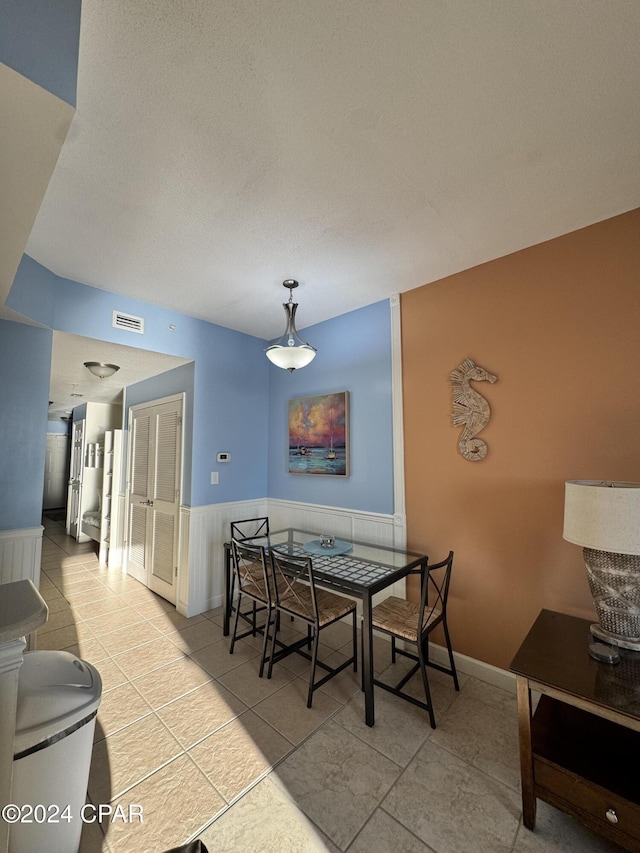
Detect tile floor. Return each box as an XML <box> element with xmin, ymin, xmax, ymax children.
<box><xmin>33</xmin><ymin>516</ymin><xmax>624</xmax><ymax>853</ymax></box>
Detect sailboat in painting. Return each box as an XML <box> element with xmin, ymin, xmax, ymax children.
<box><xmin>327</xmin><ymin>406</ymin><xmax>336</xmax><ymax>460</ymax></box>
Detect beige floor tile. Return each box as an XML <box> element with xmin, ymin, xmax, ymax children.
<box><xmin>165</xmin><ymin>619</ymin><xmax>225</xmax><ymax>653</ymax></box>
<box><xmin>157</xmin><ymin>680</ymin><xmax>248</xmax><ymax>748</ymax></box>
<box><xmin>72</xmin><ymin>598</ymin><xmax>132</xmax><ymax>620</ymax></box>
<box><xmin>189</xmin><ymin>637</ymin><xmax>259</xmax><ymax>678</ymax></box>
<box><xmin>112</xmin><ymin>636</ymin><xmax>185</xmax><ymax>680</ymax></box>
<box><xmin>88</xmin><ymin>714</ymin><xmax>182</xmax><ymax>804</ymax></box>
<box><xmin>190</xmin><ymin>710</ymin><xmax>293</xmax><ymax>802</ymax></box>
<box><xmin>64</xmin><ymin>586</ymin><xmax>119</xmax><ymax>608</ymax></box>
<box><xmin>78</xmin><ymin>810</ymin><xmax>111</xmax><ymax>853</ymax></box>
<box><xmin>36</xmin><ymin>622</ymin><xmax>90</xmax><ymax>651</ymax></box>
<box><xmin>42</xmin><ymin>595</ymin><xmax>71</xmax><ymax>614</ymax></box>
<box><xmin>103</xmin><ymin>755</ymin><xmax>225</xmax><ymax>853</ymax></box>
<box><xmin>218</xmin><ymin>653</ymin><xmax>297</xmax><ymax>707</ymax></box>
<box><xmin>98</xmin><ymin>620</ymin><xmax>163</xmax><ymax>655</ymax></box>
<box><xmin>67</xmin><ymin>636</ymin><xmax>109</xmax><ymax>663</ymax></box>
<box><xmin>382</xmin><ymin>738</ymin><xmax>521</xmax><ymax>853</ymax></box>
<box><xmin>95</xmin><ymin>682</ymin><xmax>153</xmax><ymax>741</ymax></box>
<box><xmin>148</xmin><ymin>609</ymin><xmax>206</xmax><ymax>634</ymax></box>
<box><xmin>199</xmin><ymin>775</ymin><xmax>338</xmax><ymax>853</ymax></box>
<box><xmin>348</xmin><ymin>809</ymin><xmax>432</xmax><ymax>853</ymax></box>
<box><xmin>276</xmin><ymin>720</ymin><xmax>400</xmax><ymax>849</ymax></box>
<box><xmin>84</xmin><ymin>607</ymin><xmax>147</xmax><ymax>638</ymax></box>
<box><xmin>202</xmin><ymin>605</ymin><xmax>225</xmax><ymax>625</ymax></box>
<box><xmin>133</xmin><ymin>656</ymin><xmax>213</xmax><ymax>709</ymax></box>
<box><xmin>38</xmin><ymin>607</ymin><xmax>78</xmax><ymax>634</ymax></box>
<box><xmin>92</xmin><ymin>657</ymin><xmax>128</xmax><ymax>693</ymax></box>
<box><xmin>333</xmin><ymin>687</ymin><xmax>431</xmax><ymax>767</ymax></box>
<box><xmin>126</xmin><ymin>595</ymin><xmax>175</xmax><ymax>618</ymax></box>
<box><xmin>252</xmin><ymin>678</ymin><xmax>342</xmax><ymax>745</ymax></box>
<box><xmin>428</xmin><ymin>677</ymin><xmax>520</xmax><ymax>791</ymax></box>
<box><xmin>55</xmin><ymin>577</ymin><xmax>107</xmax><ymax>598</ymax></box>
<box><xmin>40</xmin><ymin>586</ymin><xmax>64</xmax><ymax>603</ymax></box>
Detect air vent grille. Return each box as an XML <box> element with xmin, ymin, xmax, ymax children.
<box><xmin>113</xmin><ymin>311</ymin><xmax>144</xmax><ymax>334</ymax></box>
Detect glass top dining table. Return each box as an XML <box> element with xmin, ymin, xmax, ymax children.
<box><xmin>223</xmin><ymin>527</ymin><xmax>428</xmax><ymax>727</ymax></box>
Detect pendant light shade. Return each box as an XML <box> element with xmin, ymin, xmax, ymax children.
<box><xmin>265</xmin><ymin>280</ymin><xmax>316</xmax><ymax>372</ymax></box>
<box><xmin>84</xmin><ymin>361</ymin><xmax>120</xmax><ymax>379</ymax></box>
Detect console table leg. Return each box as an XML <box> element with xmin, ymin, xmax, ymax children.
<box><xmin>516</xmin><ymin>675</ymin><xmax>537</xmax><ymax>829</ymax></box>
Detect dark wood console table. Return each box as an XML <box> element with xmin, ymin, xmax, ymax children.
<box><xmin>510</xmin><ymin>609</ymin><xmax>640</xmax><ymax>851</ymax></box>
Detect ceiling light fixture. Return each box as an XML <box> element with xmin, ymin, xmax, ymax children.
<box><xmin>264</xmin><ymin>280</ymin><xmax>316</xmax><ymax>372</ymax></box>
<box><xmin>84</xmin><ymin>361</ymin><xmax>120</xmax><ymax>379</ymax></box>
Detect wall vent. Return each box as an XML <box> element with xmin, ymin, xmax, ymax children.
<box><xmin>113</xmin><ymin>311</ymin><xmax>144</xmax><ymax>334</ymax></box>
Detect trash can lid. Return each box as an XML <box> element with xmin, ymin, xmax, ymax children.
<box><xmin>14</xmin><ymin>651</ymin><xmax>102</xmax><ymax>754</ymax></box>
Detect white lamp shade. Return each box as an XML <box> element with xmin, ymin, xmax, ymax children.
<box><xmin>265</xmin><ymin>344</ymin><xmax>316</xmax><ymax>371</ymax></box>
<box><xmin>563</xmin><ymin>480</ymin><xmax>640</xmax><ymax>555</ymax></box>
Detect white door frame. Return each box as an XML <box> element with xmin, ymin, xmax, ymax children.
<box><xmin>123</xmin><ymin>393</ymin><xmax>185</xmax><ymax>602</ymax></box>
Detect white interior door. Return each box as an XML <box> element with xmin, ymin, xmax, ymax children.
<box><xmin>43</xmin><ymin>434</ymin><xmax>70</xmax><ymax>510</ymax></box>
<box><xmin>66</xmin><ymin>420</ymin><xmax>85</xmax><ymax>537</ymax></box>
<box><xmin>126</xmin><ymin>396</ymin><xmax>183</xmax><ymax>603</ymax></box>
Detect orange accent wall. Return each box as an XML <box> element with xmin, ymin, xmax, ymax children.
<box><xmin>401</xmin><ymin>209</ymin><xmax>640</xmax><ymax>670</ymax></box>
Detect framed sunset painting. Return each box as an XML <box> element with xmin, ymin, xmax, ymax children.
<box><xmin>288</xmin><ymin>391</ymin><xmax>349</xmax><ymax>476</ymax></box>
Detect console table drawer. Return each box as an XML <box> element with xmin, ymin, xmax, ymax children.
<box><xmin>536</xmin><ymin>757</ymin><xmax>640</xmax><ymax>844</ymax></box>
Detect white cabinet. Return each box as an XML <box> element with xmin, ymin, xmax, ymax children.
<box><xmin>98</xmin><ymin>429</ymin><xmax>122</xmax><ymax>567</ymax></box>
<box><xmin>66</xmin><ymin>403</ymin><xmax>122</xmax><ymax>556</ymax></box>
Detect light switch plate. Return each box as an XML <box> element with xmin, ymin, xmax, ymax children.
<box><xmin>210</xmin><ymin>471</ymin><xmax>219</xmax><ymax>485</ymax></box>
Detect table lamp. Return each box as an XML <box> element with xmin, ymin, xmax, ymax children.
<box><xmin>563</xmin><ymin>480</ymin><xmax>640</xmax><ymax>651</ymax></box>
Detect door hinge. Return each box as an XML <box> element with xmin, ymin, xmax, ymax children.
<box><xmin>174</xmin><ymin>566</ymin><xmax>178</xmax><ymax>577</ymax></box>
<box><xmin>177</xmin><ymin>416</ymin><xmax>182</xmax><ymax>426</ymax></box>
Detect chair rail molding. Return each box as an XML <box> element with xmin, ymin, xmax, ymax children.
<box><xmin>0</xmin><ymin>526</ymin><xmax>43</xmax><ymax>589</ymax></box>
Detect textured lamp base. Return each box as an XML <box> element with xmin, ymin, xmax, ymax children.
<box><xmin>584</xmin><ymin>547</ymin><xmax>640</xmax><ymax>651</ymax></box>
<box><xmin>590</xmin><ymin>622</ymin><xmax>640</xmax><ymax>652</ymax></box>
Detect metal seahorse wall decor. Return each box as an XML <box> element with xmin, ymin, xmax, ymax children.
<box><xmin>450</xmin><ymin>357</ymin><xmax>498</xmax><ymax>462</ymax></box>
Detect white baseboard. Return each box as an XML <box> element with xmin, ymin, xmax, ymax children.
<box><xmin>428</xmin><ymin>641</ymin><xmax>515</xmax><ymax>694</ymax></box>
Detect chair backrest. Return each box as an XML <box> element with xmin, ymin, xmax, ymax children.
<box><xmin>230</xmin><ymin>516</ymin><xmax>270</xmax><ymax>543</ymax></box>
<box><xmin>418</xmin><ymin>551</ymin><xmax>454</xmax><ymax>636</ymax></box>
<box><xmin>231</xmin><ymin>537</ymin><xmax>271</xmax><ymax>600</ymax></box>
<box><xmin>269</xmin><ymin>550</ymin><xmax>319</xmax><ymax>624</ymax></box>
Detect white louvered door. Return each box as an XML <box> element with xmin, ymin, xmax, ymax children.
<box><xmin>126</xmin><ymin>397</ymin><xmax>182</xmax><ymax>603</ymax></box>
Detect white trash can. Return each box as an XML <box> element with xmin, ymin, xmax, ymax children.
<box><xmin>10</xmin><ymin>650</ymin><xmax>102</xmax><ymax>853</ymax></box>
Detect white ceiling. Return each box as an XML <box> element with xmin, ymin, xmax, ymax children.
<box><xmin>48</xmin><ymin>332</ymin><xmax>190</xmax><ymax>420</ymax></box>
<box><xmin>22</xmin><ymin>1</ymin><xmax>640</xmax><ymax>339</ymax></box>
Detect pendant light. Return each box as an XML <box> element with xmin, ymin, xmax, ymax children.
<box><xmin>84</xmin><ymin>361</ymin><xmax>120</xmax><ymax>379</ymax></box>
<box><xmin>264</xmin><ymin>280</ymin><xmax>316</xmax><ymax>372</ymax></box>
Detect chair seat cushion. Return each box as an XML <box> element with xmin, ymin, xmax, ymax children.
<box><xmin>371</xmin><ymin>596</ymin><xmax>441</xmax><ymax>642</ymax></box>
<box><xmin>280</xmin><ymin>584</ymin><xmax>355</xmax><ymax>626</ymax></box>
<box><xmin>242</xmin><ymin>576</ymin><xmax>268</xmax><ymax>602</ymax></box>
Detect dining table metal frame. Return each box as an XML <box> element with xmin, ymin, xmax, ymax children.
<box><xmin>223</xmin><ymin>527</ymin><xmax>428</xmax><ymax>727</ymax></box>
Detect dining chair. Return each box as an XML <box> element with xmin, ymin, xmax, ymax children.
<box><xmin>229</xmin><ymin>517</ymin><xmax>270</xmax><ymax>635</ymax></box>
<box><xmin>229</xmin><ymin>538</ymin><xmax>273</xmax><ymax>677</ymax></box>
<box><xmin>369</xmin><ymin>551</ymin><xmax>458</xmax><ymax>728</ymax></box>
<box><xmin>267</xmin><ymin>551</ymin><xmax>358</xmax><ymax>708</ymax></box>
<box><xmin>230</xmin><ymin>516</ymin><xmax>270</xmax><ymax>542</ymax></box>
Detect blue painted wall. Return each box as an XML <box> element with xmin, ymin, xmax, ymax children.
<box><xmin>47</xmin><ymin>420</ymin><xmax>71</xmax><ymax>435</ymax></box>
<box><xmin>124</xmin><ymin>363</ymin><xmax>195</xmax><ymax>503</ymax></box>
<box><xmin>267</xmin><ymin>300</ymin><xmax>394</xmax><ymax>514</ymax></box>
<box><xmin>0</xmin><ymin>320</ymin><xmax>52</xmax><ymax>530</ymax></box>
<box><xmin>0</xmin><ymin>0</ymin><xmax>81</xmax><ymax>106</ymax></box>
<box><xmin>8</xmin><ymin>259</ymin><xmax>270</xmax><ymax>508</ymax></box>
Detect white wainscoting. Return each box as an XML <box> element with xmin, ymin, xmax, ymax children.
<box><xmin>179</xmin><ymin>499</ymin><xmax>268</xmax><ymax>617</ymax></box>
<box><xmin>0</xmin><ymin>527</ymin><xmax>43</xmax><ymax>590</ymax></box>
<box><xmin>180</xmin><ymin>497</ymin><xmax>403</xmax><ymax>618</ymax></box>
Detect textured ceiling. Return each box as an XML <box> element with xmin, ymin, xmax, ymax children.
<box><xmin>24</xmin><ymin>1</ymin><xmax>640</xmax><ymax>339</ymax></box>
<box><xmin>49</xmin><ymin>331</ymin><xmax>190</xmax><ymax>420</ymax></box>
